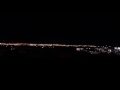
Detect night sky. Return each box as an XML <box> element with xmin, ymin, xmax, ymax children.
<box><xmin>0</xmin><ymin>11</ymin><xmax>120</xmax><ymax>45</ymax></box>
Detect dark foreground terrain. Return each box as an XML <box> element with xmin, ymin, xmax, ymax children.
<box><xmin>0</xmin><ymin>46</ymin><xmax>119</xmax><ymax>76</ymax></box>
<box><xmin>0</xmin><ymin>46</ymin><xmax>119</xmax><ymax>58</ymax></box>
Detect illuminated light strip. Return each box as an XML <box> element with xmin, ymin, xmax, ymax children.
<box><xmin>0</xmin><ymin>43</ymin><xmax>112</xmax><ymax>48</ymax></box>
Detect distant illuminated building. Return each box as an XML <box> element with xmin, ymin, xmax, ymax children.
<box><xmin>114</xmin><ymin>47</ymin><xmax>120</xmax><ymax>54</ymax></box>
<box><xmin>76</xmin><ymin>48</ymin><xmax>84</xmax><ymax>51</ymax></box>
<box><xmin>114</xmin><ymin>47</ymin><xmax>120</xmax><ymax>50</ymax></box>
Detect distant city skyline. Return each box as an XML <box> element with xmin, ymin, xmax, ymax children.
<box><xmin>0</xmin><ymin>42</ymin><xmax>114</xmax><ymax>47</ymax></box>
<box><xmin>0</xmin><ymin>42</ymin><xmax>120</xmax><ymax>55</ymax></box>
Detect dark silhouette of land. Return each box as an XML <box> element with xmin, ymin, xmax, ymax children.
<box><xmin>0</xmin><ymin>46</ymin><xmax>118</xmax><ymax>58</ymax></box>
<box><xmin>0</xmin><ymin>46</ymin><xmax>119</xmax><ymax>74</ymax></box>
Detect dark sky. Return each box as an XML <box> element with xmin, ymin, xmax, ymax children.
<box><xmin>0</xmin><ymin>11</ymin><xmax>120</xmax><ymax>45</ymax></box>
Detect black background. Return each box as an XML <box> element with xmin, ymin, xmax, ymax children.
<box><xmin>0</xmin><ymin>11</ymin><xmax>120</xmax><ymax>45</ymax></box>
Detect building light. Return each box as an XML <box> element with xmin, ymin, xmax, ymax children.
<box><xmin>76</xmin><ymin>48</ymin><xmax>81</xmax><ymax>51</ymax></box>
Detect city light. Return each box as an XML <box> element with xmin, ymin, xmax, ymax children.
<box><xmin>0</xmin><ymin>43</ymin><xmax>119</xmax><ymax>55</ymax></box>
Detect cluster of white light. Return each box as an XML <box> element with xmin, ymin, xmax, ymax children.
<box><xmin>114</xmin><ymin>47</ymin><xmax>120</xmax><ymax>50</ymax></box>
